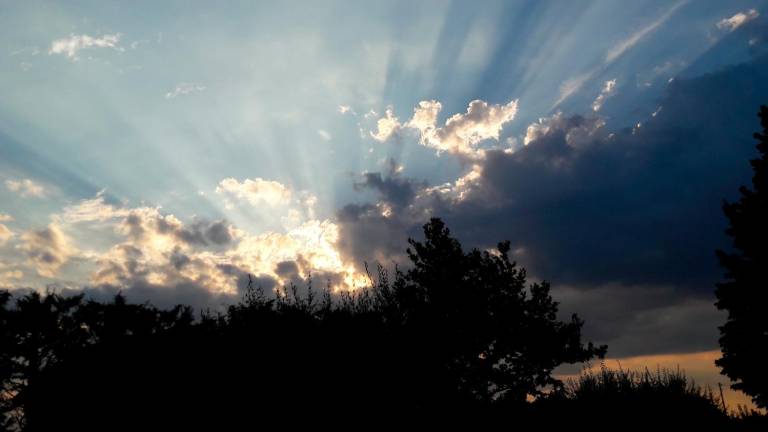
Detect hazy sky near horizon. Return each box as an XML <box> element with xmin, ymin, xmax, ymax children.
<box><xmin>2</xmin><ymin>0</ymin><xmax>768</xmax><ymax>381</ymax></box>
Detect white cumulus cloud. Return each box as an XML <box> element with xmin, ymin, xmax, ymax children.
<box><xmin>370</xmin><ymin>99</ymin><xmax>519</xmax><ymax>159</ymax></box>
<box><xmin>0</xmin><ymin>224</ymin><xmax>13</xmax><ymax>246</ymax></box>
<box><xmin>56</xmin><ymin>191</ymin><xmax>130</xmax><ymax>224</ymax></box>
<box><xmin>408</xmin><ymin>99</ymin><xmax>519</xmax><ymax>159</ymax></box>
<box><xmin>216</xmin><ymin>177</ymin><xmax>293</xmax><ymax>207</ymax></box>
<box><xmin>592</xmin><ymin>79</ymin><xmax>618</xmax><ymax>112</ymax></box>
<box><xmin>49</xmin><ymin>33</ymin><xmax>121</xmax><ymax>59</ymax></box>
<box><xmin>19</xmin><ymin>223</ymin><xmax>75</xmax><ymax>278</ymax></box>
<box><xmin>5</xmin><ymin>178</ymin><xmax>45</xmax><ymax>198</ymax></box>
<box><xmin>369</xmin><ymin>107</ymin><xmax>401</xmax><ymax>142</ymax></box>
<box><xmin>717</xmin><ymin>9</ymin><xmax>759</xmax><ymax>32</ymax></box>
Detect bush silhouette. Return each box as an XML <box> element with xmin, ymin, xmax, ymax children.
<box><xmin>531</xmin><ymin>365</ymin><xmax>767</xmax><ymax>429</ymax></box>
<box><xmin>716</xmin><ymin>105</ymin><xmax>768</xmax><ymax>409</ymax></box>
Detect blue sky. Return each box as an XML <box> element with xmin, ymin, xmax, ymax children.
<box><xmin>2</xmin><ymin>1</ymin><xmax>762</xmax><ymax>221</ymax></box>
<box><xmin>2</xmin><ymin>1</ymin><xmax>768</xmax><ymax>396</ymax></box>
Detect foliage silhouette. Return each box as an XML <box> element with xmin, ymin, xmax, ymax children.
<box><xmin>3</xmin><ymin>216</ymin><xmax>764</xmax><ymax>428</ymax></box>
<box><xmin>533</xmin><ymin>364</ymin><xmax>768</xmax><ymax>429</ymax></box>
<box><xmin>0</xmin><ymin>218</ymin><xmax>605</xmax><ymax>428</ymax></box>
<box><xmin>716</xmin><ymin>105</ymin><xmax>768</xmax><ymax>409</ymax></box>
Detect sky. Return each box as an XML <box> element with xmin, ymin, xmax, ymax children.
<box><xmin>2</xmin><ymin>0</ymin><xmax>768</xmax><ymax>408</ymax></box>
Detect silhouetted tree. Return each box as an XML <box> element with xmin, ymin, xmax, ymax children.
<box><xmin>395</xmin><ymin>218</ymin><xmax>606</xmax><ymax>407</ymax></box>
<box><xmin>716</xmin><ymin>105</ymin><xmax>768</xmax><ymax>409</ymax></box>
<box><xmin>2</xmin><ymin>218</ymin><xmax>607</xmax><ymax>428</ymax></box>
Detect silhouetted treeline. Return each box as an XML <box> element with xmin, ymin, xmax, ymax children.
<box><xmin>0</xmin><ymin>219</ymin><xmax>765</xmax><ymax>430</ymax></box>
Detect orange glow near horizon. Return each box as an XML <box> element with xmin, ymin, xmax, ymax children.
<box><xmin>556</xmin><ymin>350</ymin><xmax>761</xmax><ymax>412</ymax></box>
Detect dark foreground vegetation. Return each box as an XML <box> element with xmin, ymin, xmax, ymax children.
<box><xmin>716</xmin><ymin>105</ymin><xmax>768</xmax><ymax>411</ymax></box>
<box><xmin>0</xmin><ymin>219</ymin><xmax>764</xmax><ymax>430</ymax></box>
<box><xmin>1</xmin><ymin>105</ymin><xmax>768</xmax><ymax>430</ymax></box>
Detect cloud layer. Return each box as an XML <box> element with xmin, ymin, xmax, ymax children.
<box><xmin>336</xmin><ymin>53</ymin><xmax>768</xmax><ymax>356</ymax></box>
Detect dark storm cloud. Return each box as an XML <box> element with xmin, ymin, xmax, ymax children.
<box><xmin>82</xmin><ymin>281</ymin><xmax>237</xmax><ymax>311</ymax></box>
<box><xmin>175</xmin><ymin>220</ymin><xmax>233</xmax><ymax>247</ymax></box>
<box><xmin>446</xmin><ymin>54</ymin><xmax>768</xmax><ymax>290</ymax></box>
<box><xmin>352</xmin><ymin>159</ymin><xmax>426</xmax><ymax>210</ymax></box>
<box><xmin>273</xmin><ymin>257</ymin><xmax>345</xmax><ymax>294</ymax></box>
<box><xmin>123</xmin><ymin>211</ymin><xmax>234</xmax><ymax>249</ymax></box>
<box><xmin>274</xmin><ymin>260</ymin><xmax>299</xmax><ymax>278</ymax></box>
<box><xmin>353</xmin><ymin>172</ymin><xmax>420</xmax><ymax>209</ymax></box>
<box><xmin>218</xmin><ymin>263</ymin><xmax>277</xmax><ymax>295</ymax></box>
<box><xmin>336</xmin><ymin>53</ymin><xmax>768</xmax><ymax>356</ymax></box>
<box><xmin>554</xmin><ymin>284</ymin><xmax>724</xmax><ymax>357</ymax></box>
<box><xmin>169</xmin><ymin>247</ymin><xmax>191</xmax><ymax>270</ymax></box>
<box><xmin>418</xmin><ymin>54</ymin><xmax>768</xmax><ymax>290</ymax></box>
<box><xmin>336</xmin><ymin>203</ymin><xmax>416</xmax><ymax>268</ymax></box>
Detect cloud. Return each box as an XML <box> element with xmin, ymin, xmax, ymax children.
<box><xmin>9</xmin><ymin>46</ymin><xmax>40</xmax><ymax>57</ymax></box>
<box><xmin>592</xmin><ymin>79</ymin><xmax>617</xmax><ymax>112</ymax></box>
<box><xmin>353</xmin><ymin>168</ymin><xmax>425</xmax><ymax>211</ymax></box>
<box><xmin>0</xmin><ymin>261</ymin><xmax>23</xmax><ymax>288</ymax></box>
<box><xmin>554</xmin><ymin>283</ymin><xmax>722</xmax><ymax>357</ymax></box>
<box><xmin>216</xmin><ymin>177</ymin><xmax>318</xmax><ymax>230</ymax></box>
<box><xmin>116</xmin><ymin>207</ymin><xmax>234</xmax><ymax>248</ymax></box>
<box><xmin>605</xmin><ymin>1</ymin><xmax>687</xmax><ymax>63</ymax></box>
<box><xmin>317</xmin><ymin>129</ymin><xmax>332</xmax><ymax>141</ymax></box>
<box><xmin>369</xmin><ymin>107</ymin><xmax>401</xmax><ymax>142</ymax></box>
<box><xmin>0</xmin><ymin>213</ymin><xmax>13</xmax><ymax>222</ymax></box>
<box><xmin>56</xmin><ymin>191</ymin><xmax>129</xmax><ymax>224</ymax></box>
<box><xmin>175</xmin><ymin>219</ymin><xmax>234</xmax><ymax>247</ymax></box>
<box><xmin>85</xmin><ymin>206</ymin><xmax>249</xmax><ymax>299</ymax></box>
<box><xmin>406</xmin><ymin>100</ymin><xmax>442</xmax><ymax>135</ymax></box>
<box><xmin>8</xmin><ymin>184</ymin><xmax>367</xmax><ymax>304</ymax></box>
<box><xmin>5</xmin><ymin>178</ymin><xmax>45</xmax><ymax>198</ymax></box>
<box><xmin>717</xmin><ymin>9</ymin><xmax>759</xmax><ymax>32</ymax></box>
<box><xmin>19</xmin><ymin>223</ymin><xmax>74</xmax><ymax>278</ymax></box>
<box><xmin>88</xmin><ymin>204</ymin><xmax>365</xmax><ymax>302</ymax></box>
<box><xmin>523</xmin><ymin>112</ymin><xmax>605</xmax><ymax>147</ymax></box>
<box><xmin>0</xmin><ymin>224</ymin><xmax>13</xmax><ymax>246</ymax></box>
<box><xmin>370</xmin><ymin>99</ymin><xmax>519</xmax><ymax>159</ymax></box>
<box><xmin>49</xmin><ymin>33</ymin><xmax>121</xmax><ymax>59</ymax></box>
<box><xmin>0</xmin><ymin>270</ymin><xmax>23</xmax><ymax>283</ymax></box>
<box><xmin>413</xmin><ymin>99</ymin><xmax>518</xmax><ymax>159</ymax></box>
<box><xmin>335</xmin><ymin>53</ymin><xmax>768</xmax><ymax>358</ymax></box>
<box><xmin>165</xmin><ymin>83</ymin><xmax>207</xmax><ymax>99</ymax></box>
<box><xmin>216</xmin><ymin>177</ymin><xmax>293</xmax><ymax>207</ymax></box>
